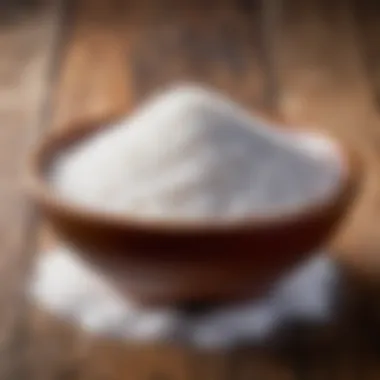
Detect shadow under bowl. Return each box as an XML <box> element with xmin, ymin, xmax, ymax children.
<box><xmin>27</xmin><ymin>113</ymin><xmax>361</xmax><ymax>306</ymax></box>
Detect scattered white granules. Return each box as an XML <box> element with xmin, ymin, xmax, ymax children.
<box><xmin>32</xmin><ymin>247</ymin><xmax>337</xmax><ymax>347</ymax></box>
<box><xmin>52</xmin><ymin>85</ymin><xmax>343</xmax><ymax>220</ymax></box>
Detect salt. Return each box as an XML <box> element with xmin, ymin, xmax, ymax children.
<box><xmin>52</xmin><ymin>85</ymin><xmax>342</xmax><ymax>220</ymax></box>
<box><xmin>32</xmin><ymin>246</ymin><xmax>339</xmax><ymax>347</ymax></box>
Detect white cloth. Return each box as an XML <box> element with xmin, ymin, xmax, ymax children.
<box><xmin>31</xmin><ymin>247</ymin><xmax>340</xmax><ymax>349</ymax></box>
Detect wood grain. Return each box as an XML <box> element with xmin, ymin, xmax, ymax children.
<box><xmin>30</xmin><ymin>0</ymin><xmax>133</xmax><ymax>378</ymax></box>
<box><xmin>0</xmin><ymin>1</ymin><xmax>62</xmax><ymax>378</ymax></box>
<box><xmin>275</xmin><ymin>2</ymin><xmax>380</xmax><ymax>376</ymax></box>
<box><xmin>125</xmin><ymin>0</ymin><xmax>266</xmax><ymax>109</ymax></box>
<box><xmin>353</xmin><ymin>0</ymin><xmax>380</xmax><ymax>109</ymax></box>
<box><xmin>52</xmin><ymin>0</ymin><xmax>132</xmax><ymax>129</ymax></box>
<box><xmin>275</xmin><ymin>0</ymin><xmax>380</xmax><ymax>278</ymax></box>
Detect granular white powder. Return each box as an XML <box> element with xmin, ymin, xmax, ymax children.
<box><xmin>32</xmin><ymin>246</ymin><xmax>337</xmax><ymax>347</ymax></box>
<box><xmin>52</xmin><ymin>85</ymin><xmax>342</xmax><ymax>220</ymax></box>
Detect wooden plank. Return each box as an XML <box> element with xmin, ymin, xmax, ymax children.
<box><xmin>52</xmin><ymin>0</ymin><xmax>132</xmax><ymax>129</ymax></box>
<box><xmin>275</xmin><ymin>0</ymin><xmax>380</xmax><ymax>278</ymax></box>
<box><xmin>125</xmin><ymin>0</ymin><xmax>266</xmax><ymax>109</ymax></box>
<box><xmin>0</xmin><ymin>1</ymin><xmax>62</xmax><ymax>379</ymax></box>
<box><xmin>274</xmin><ymin>0</ymin><xmax>380</xmax><ymax>377</ymax></box>
<box><xmin>344</xmin><ymin>3</ymin><xmax>380</xmax><ymax>377</ymax></box>
<box><xmin>29</xmin><ymin>1</ymin><xmax>133</xmax><ymax>378</ymax></box>
<box><xmin>352</xmin><ymin>0</ymin><xmax>380</xmax><ymax>108</ymax></box>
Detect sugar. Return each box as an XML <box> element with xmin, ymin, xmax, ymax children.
<box><xmin>52</xmin><ymin>85</ymin><xmax>342</xmax><ymax>221</ymax></box>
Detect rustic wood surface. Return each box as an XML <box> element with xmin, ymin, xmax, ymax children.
<box><xmin>0</xmin><ymin>1</ymin><xmax>62</xmax><ymax>379</ymax></box>
<box><xmin>2</xmin><ymin>0</ymin><xmax>380</xmax><ymax>378</ymax></box>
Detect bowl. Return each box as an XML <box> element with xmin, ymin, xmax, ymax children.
<box><xmin>27</xmin><ymin>113</ymin><xmax>361</xmax><ymax>306</ymax></box>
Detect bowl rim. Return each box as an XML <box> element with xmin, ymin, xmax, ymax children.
<box><xmin>26</xmin><ymin>111</ymin><xmax>361</xmax><ymax>234</ymax></box>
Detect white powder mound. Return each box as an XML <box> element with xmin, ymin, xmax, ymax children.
<box><xmin>52</xmin><ymin>85</ymin><xmax>343</xmax><ymax>221</ymax></box>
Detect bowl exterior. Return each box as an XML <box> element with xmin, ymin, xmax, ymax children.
<box><xmin>38</xmin><ymin>196</ymin><xmax>350</xmax><ymax>305</ymax></box>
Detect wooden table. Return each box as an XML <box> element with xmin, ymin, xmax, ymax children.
<box><xmin>3</xmin><ymin>0</ymin><xmax>380</xmax><ymax>378</ymax></box>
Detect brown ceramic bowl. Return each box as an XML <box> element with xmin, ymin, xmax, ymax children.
<box><xmin>27</xmin><ymin>113</ymin><xmax>361</xmax><ymax>306</ymax></box>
